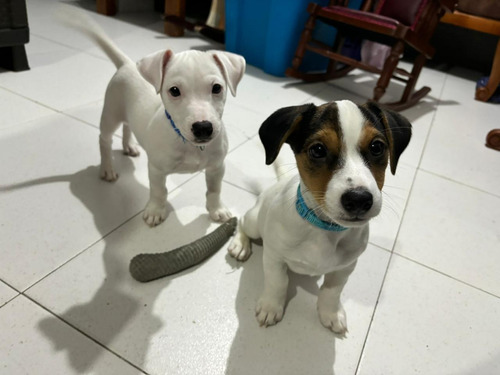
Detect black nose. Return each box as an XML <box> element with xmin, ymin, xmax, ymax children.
<box><xmin>341</xmin><ymin>188</ymin><xmax>373</xmax><ymax>216</ymax></box>
<box><xmin>192</xmin><ymin>121</ymin><xmax>213</xmax><ymax>140</ymax></box>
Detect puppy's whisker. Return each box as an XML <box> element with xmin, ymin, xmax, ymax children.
<box><xmin>382</xmin><ymin>191</ymin><xmax>404</xmax><ymax>208</ymax></box>
<box><xmin>276</xmin><ymin>166</ymin><xmax>298</xmax><ymax>179</ymax></box>
<box><xmin>379</xmin><ymin>193</ymin><xmax>401</xmax><ymax>220</ymax></box>
<box><xmin>382</xmin><ymin>184</ymin><xmax>407</xmax><ymax>192</ymax></box>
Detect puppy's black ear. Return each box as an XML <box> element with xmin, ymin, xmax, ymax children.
<box><xmin>361</xmin><ymin>102</ymin><xmax>412</xmax><ymax>174</ymax></box>
<box><xmin>259</xmin><ymin>104</ymin><xmax>316</xmax><ymax>165</ymax></box>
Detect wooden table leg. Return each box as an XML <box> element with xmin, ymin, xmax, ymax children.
<box><xmin>96</xmin><ymin>0</ymin><xmax>117</xmax><ymax>16</ymax></box>
<box><xmin>164</xmin><ymin>0</ymin><xmax>186</xmax><ymax>37</ymax></box>
<box><xmin>476</xmin><ymin>38</ymin><xmax>500</xmax><ymax>102</ymax></box>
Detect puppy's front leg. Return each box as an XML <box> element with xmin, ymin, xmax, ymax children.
<box><xmin>143</xmin><ymin>162</ymin><xmax>168</xmax><ymax>227</ymax></box>
<box><xmin>317</xmin><ymin>261</ymin><xmax>356</xmax><ymax>336</ymax></box>
<box><xmin>205</xmin><ymin>163</ymin><xmax>231</xmax><ymax>222</ymax></box>
<box><xmin>256</xmin><ymin>251</ymin><xmax>289</xmax><ymax>327</ymax></box>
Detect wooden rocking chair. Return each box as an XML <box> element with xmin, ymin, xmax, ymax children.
<box><xmin>286</xmin><ymin>0</ymin><xmax>457</xmax><ymax>110</ymax></box>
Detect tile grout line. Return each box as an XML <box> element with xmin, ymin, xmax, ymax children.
<box><xmin>408</xmin><ymin>70</ymin><xmax>495</xmax><ymax>199</ymax></box>
<box><xmin>0</xmin><ymin>86</ymin><xmax>61</xmax><ymax>112</ymax></box>
<box><xmin>0</xmin><ymin>85</ymin><xmax>109</xmax><ymax>135</ymax></box>
<box><xmin>353</xmin><ymin>166</ymin><xmax>420</xmax><ymax>375</ymax></box>
<box><xmin>414</xmin><ymin>72</ymin><xmax>449</xmax><ymax>171</ymax></box>
<box><xmin>222</xmin><ymin>179</ymin><xmax>259</xmax><ymax>197</ymax></box>
<box><xmin>369</xmin><ymin>240</ymin><xmax>500</xmax><ymax>300</ymax></box>
<box><xmin>0</xmin><ymin>291</ymin><xmax>21</xmax><ymax>310</ymax></box>
<box><xmin>30</xmin><ymin>32</ymin><xmax>112</xmax><ymax>64</ymax></box>
<box><xmin>354</xmin><ymin>73</ymin><xmax>448</xmax><ymax>374</ymax></box>
<box><xmin>418</xmin><ymin>167</ymin><xmax>500</xmax><ymax>199</ymax></box>
<box><xmin>21</xmin><ymin>210</ymin><xmax>144</xmax><ymax>295</ymax></box>
<box><xmin>19</xmin><ymin>293</ymin><xmax>150</xmax><ymax>375</ymax></box>
<box><xmin>354</xmin><ymin>194</ymin><xmax>416</xmax><ymax>375</ymax></box>
<box><xmin>391</xmin><ymin>252</ymin><xmax>500</xmax><ymax>300</ymax></box>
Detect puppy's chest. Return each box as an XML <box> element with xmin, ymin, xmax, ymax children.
<box><xmin>171</xmin><ymin>147</ymin><xmax>210</xmax><ymax>172</ymax></box>
<box><xmin>278</xmin><ymin>230</ymin><xmax>367</xmax><ymax>276</ymax></box>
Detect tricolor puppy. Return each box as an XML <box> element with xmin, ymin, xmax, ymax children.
<box><xmin>228</xmin><ymin>100</ymin><xmax>411</xmax><ymax>334</ymax></box>
<box><xmin>64</xmin><ymin>10</ymin><xmax>245</xmax><ymax>226</ymax></box>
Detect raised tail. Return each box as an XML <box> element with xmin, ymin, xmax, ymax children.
<box><xmin>56</xmin><ymin>6</ymin><xmax>132</xmax><ymax>68</ymax></box>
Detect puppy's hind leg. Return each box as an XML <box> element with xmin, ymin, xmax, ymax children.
<box><xmin>228</xmin><ymin>198</ymin><xmax>261</xmax><ymax>261</ymax></box>
<box><xmin>99</xmin><ymin>108</ymin><xmax>122</xmax><ymax>182</ymax></box>
<box><xmin>122</xmin><ymin>124</ymin><xmax>140</xmax><ymax>157</ymax></box>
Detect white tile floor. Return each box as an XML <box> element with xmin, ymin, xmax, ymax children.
<box><xmin>1</xmin><ymin>1</ymin><xmax>499</xmax><ymax>374</ymax></box>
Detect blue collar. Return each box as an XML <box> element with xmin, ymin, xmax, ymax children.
<box><xmin>295</xmin><ymin>185</ymin><xmax>347</xmax><ymax>232</ymax></box>
<box><xmin>165</xmin><ymin>110</ymin><xmax>205</xmax><ymax>150</ymax></box>
<box><xmin>165</xmin><ymin>110</ymin><xmax>186</xmax><ymax>143</ymax></box>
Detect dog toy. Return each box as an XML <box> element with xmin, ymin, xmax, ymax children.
<box><xmin>129</xmin><ymin>217</ymin><xmax>237</xmax><ymax>282</ymax></box>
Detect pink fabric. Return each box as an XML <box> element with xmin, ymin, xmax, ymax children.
<box><xmin>361</xmin><ymin>40</ymin><xmax>392</xmax><ymax>69</ymax></box>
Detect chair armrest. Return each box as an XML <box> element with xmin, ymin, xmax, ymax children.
<box><xmin>439</xmin><ymin>0</ymin><xmax>458</xmax><ymax>13</ymax></box>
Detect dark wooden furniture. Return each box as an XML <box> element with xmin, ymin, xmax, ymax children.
<box><xmin>286</xmin><ymin>0</ymin><xmax>457</xmax><ymax>110</ymax></box>
<box><xmin>96</xmin><ymin>0</ymin><xmax>223</xmax><ymax>39</ymax></box>
<box><xmin>441</xmin><ymin>7</ymin><xmax>500</xmax><ymax>103</ymax></box>
<box><xmin>0</xmin><ymin>0</ymin><xmax>30</xmax><ymax>71</ymax></box>
<box><xmin>96</xmin><ymin>0</ymin><xmax>185</xmax><ymax>35</ymax></box>
<box><xmin>440</xmin><ymin>2</ymin><xmax>500</xmax><ymax>151</ymax></box>
<box><xmin>96</xmin><ymin>0</ymin><xmax>184</xmax><ymax>35</ymax></box>
<box><xmin>96</xmin><ymin>0</ymin><xmax>118</xmax><ymax>16</ymax></box>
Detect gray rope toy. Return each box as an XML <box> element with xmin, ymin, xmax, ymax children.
<box><xmin>129</xmin><ymin>217</ymin><xmax>237</xmax><ymax>282</ymax></box>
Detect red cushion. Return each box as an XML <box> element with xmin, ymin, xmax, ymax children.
<box><xmin>320</xmin><ymin>6</ymin><xmax>400</xmax><ymax>30</ymax></box>
<box><xmin>376</xmin><ymin>0</ymin><xmax>428</xmax><ymax>27</ymax></box>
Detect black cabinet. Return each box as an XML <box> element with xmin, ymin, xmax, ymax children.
<box><xmin>0</xmin><ymin>0</ymin><xmax>30</xmax><ymax>71</ymax></box>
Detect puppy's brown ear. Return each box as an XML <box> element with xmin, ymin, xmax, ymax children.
<box><xmin>361</xmin><ymin>102</ymin><xmax>412</xmax><ymax>174</ymax></box>
<box><xmin>259</xmin><ymin>104</ymin><xmax>316</xmax><ymax>165</ymax></box>
<box><xmin>211</xmin><ymin>51</ymin><xmax>246</xmax><ymax>97</ymax></box>
<box><xmin>137</xmin><ymin>50</ymin><xmax>173</xmax><ymax>94</ymax></box>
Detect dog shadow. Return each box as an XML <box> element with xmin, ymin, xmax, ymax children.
<box><xmin>2</xmin><ymin>151</ymin><xmax>211</xmax><ymax>373</ymax></box>
<box><xmin>224</xmin><ymin>245</ymin><xmax>337</xmax><ymax>375</ymax></box>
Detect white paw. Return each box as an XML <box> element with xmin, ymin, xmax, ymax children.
<box><xmin>256</xmin><ymin>297</ymin><xmax>285</xmax><ymax>327</ymax></box>
<box><xmin>123</xmin><ymin>144</ymin><xmax>140</xmax><ymax>157</ymax></box>
<box><xmin>100</xmin><ymin>166</ymin><xmax>118</xmax><ymax>182</ymax></box>
<box><xmin>143</xmin><ymin>201</ymin><xmax>167</xmax><ymax>227</ymax></box>
<box><xmin>318</xmin><ymin>305</ymin><xmax>348</xmax><ymax>336</ymax></box>
<box><xmin>228</xmin><ymin>234</ymin><xmax>252</xmax><ymax>261</ymax></box>
<box><xmin>208</xmin><ymin>206</ymin><xmax>232</xmax><ymax>223</ymax></box>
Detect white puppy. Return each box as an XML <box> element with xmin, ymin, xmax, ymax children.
<box><xmin>64</xmin><ymin>10</ymin><xmax>245</xmax><ymax>226</ymax></box>
<box><xmin>228</xmin><ymin>100</ymin><xmax>411</xmax><ymax>335</ymax></box>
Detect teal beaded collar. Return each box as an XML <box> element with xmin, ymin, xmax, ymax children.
<box><xmin>295</xmin><ymin>185</ymin><xmax>347</xmax><ymax>232</ymax></box>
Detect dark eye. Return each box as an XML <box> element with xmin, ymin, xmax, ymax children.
<box><xmin>169</xmin><ymin>86</ymin><xmax>181</xmax><ymax>97</ymax></box>
<box><xmin>212</xmin><ymin>84</ymin><xmax>222</xmax><ymax>94</ymax></box>
<box><xmin>308</xmin><ymin>143</ymin><xmax>327</xmax><ymax>159</ymax></box>
<box><xmin>370</xmin><ymin>140</ymin><xmax>386</xmax><ymax>156</ymax></box>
